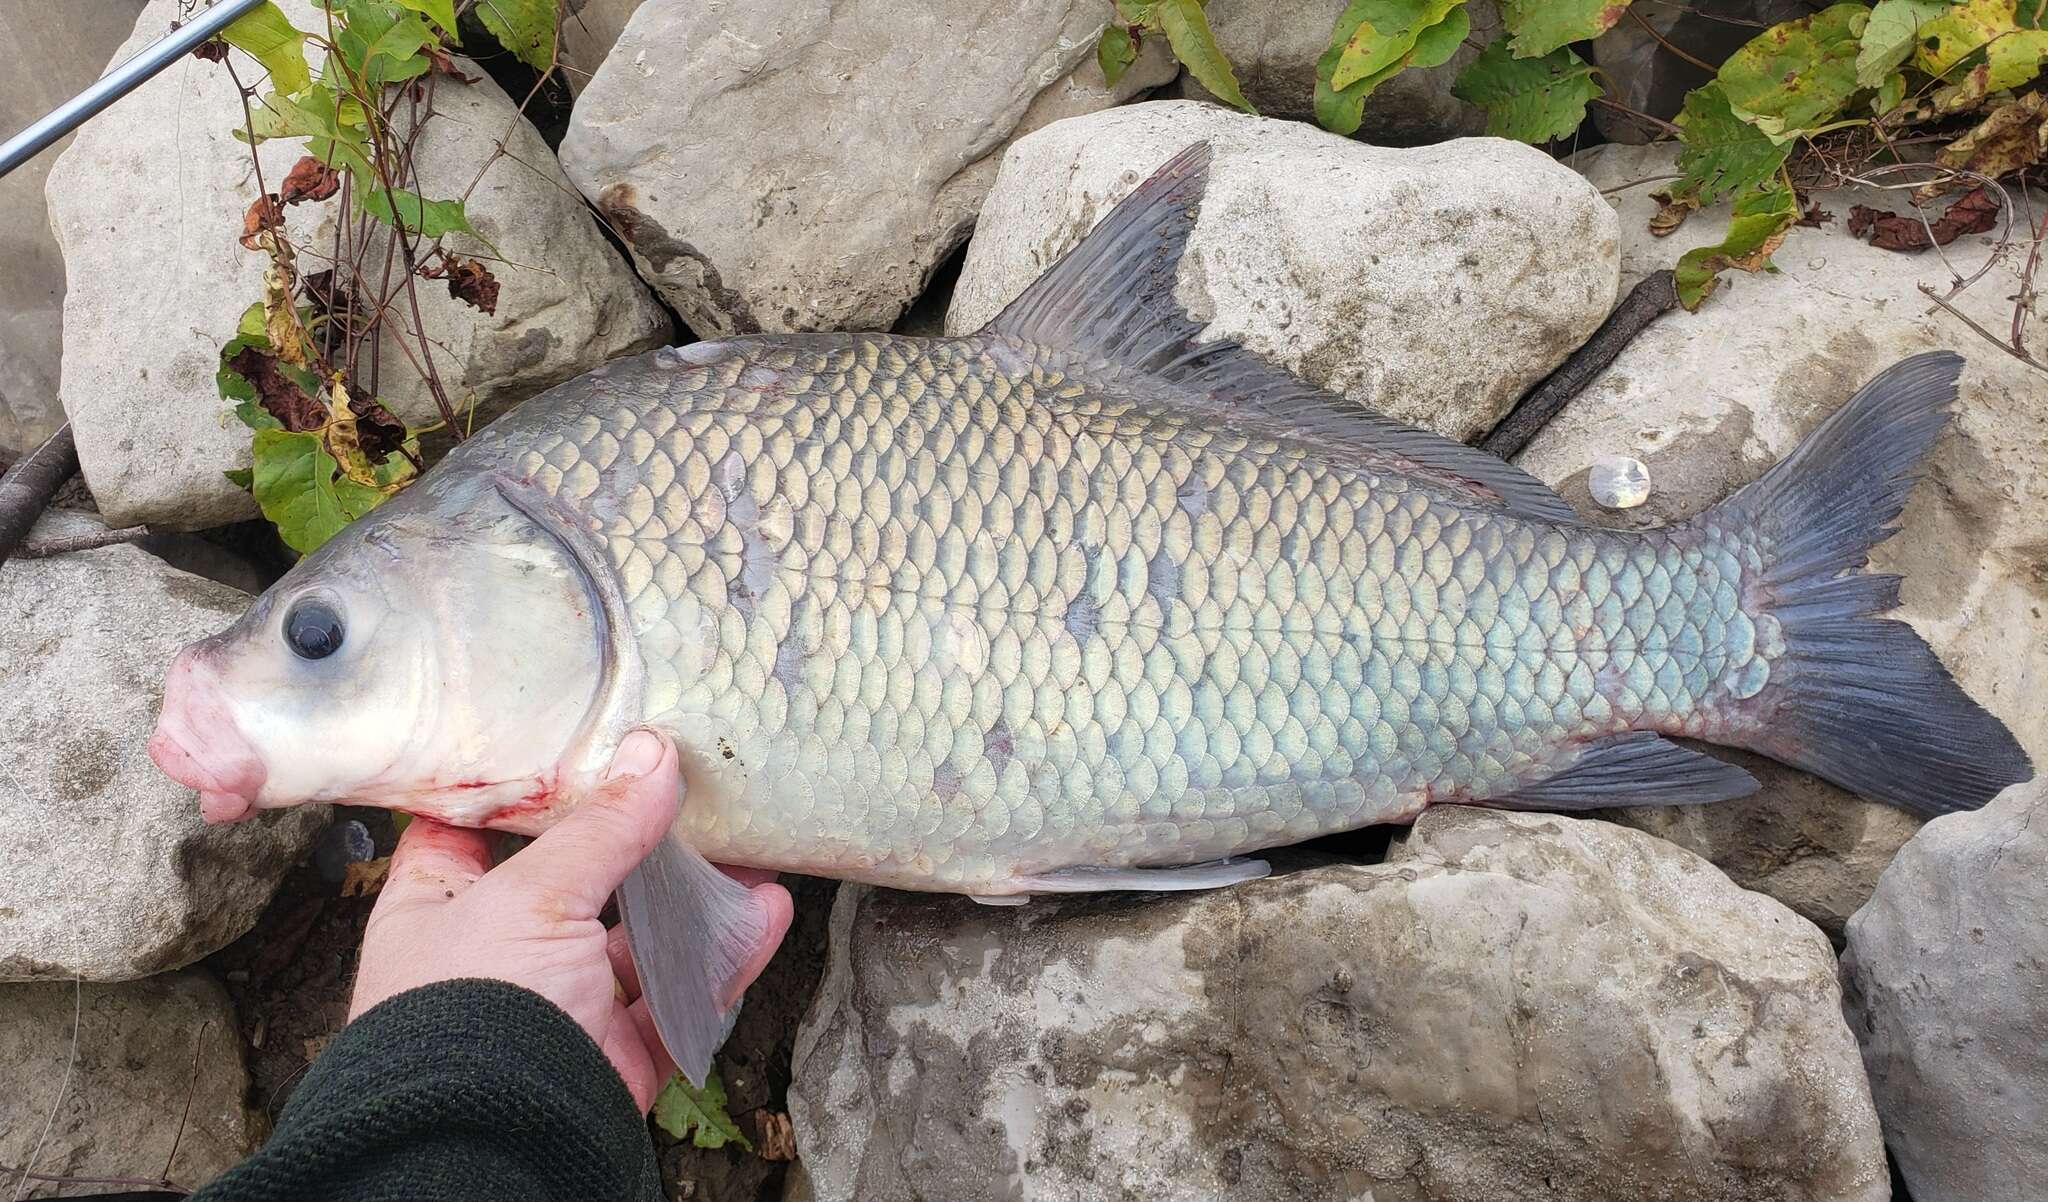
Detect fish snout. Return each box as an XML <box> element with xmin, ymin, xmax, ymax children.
<box><xmin>150</xmin><ymin>645</ymin><xmax>266</xmax><ymax>824</ymax></box>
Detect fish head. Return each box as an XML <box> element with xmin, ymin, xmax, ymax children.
<box><xmin>149</xmin><ymin>476</ymin><xmax>615</xmax><ymax>833</ymax></box>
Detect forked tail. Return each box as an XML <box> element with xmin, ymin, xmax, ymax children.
<box><xmin>1704</xmin><ymin>351</ymin><xmax>2030</xmax><ymax>817</ymax></box>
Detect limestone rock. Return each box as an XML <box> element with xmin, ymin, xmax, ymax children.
<box><xmin>0</xmin><ymin>512</ymin><xmax>325</xmax><ymax>981</ymax></box>
<box><xmin>790</xmin><ymin>808</ymin><xmax>1888</xmax><ymax>1202</ymax></box>
<box><xmin>1170</xmin><ymin>0</ymin><xmax>1499</xmax><ymax>145</ymax></box>
<box><xmin>44</xmin><ymin>0</ymin><xmax>669</xmax><ymax>530</ymax></box>
<box><xmin>1525</xmin><ymin>143</ymin><xmax>2047</xmax><ymax>933</ymax></box>
<box><xmin>559</xmin><ymin>0</ymin><xmax>1177</xmax><ymax>337</ymax></box>
<box><xmin>560</xmin><ymin>0</ymin><xmax>647</xmax><ymax>95</ymax></box>
<box><xmin>946</xmin><ymin>101</ymin><xmax>1620</xmax><ymax>441</ymax></box>
<box><xmin>0</xmin><ymin>972</ymin><xmax>261</xmax><ymax>1197</ymax></box>
<box><xmin>0</xmin><ymin>0</ymin><xmax>147</xmax><ymax>459</ymax></box>
<box><xmin>1841</xmin><ymin>780</ymin><xmax>2048</xmax><ymax>1202</ymax></box>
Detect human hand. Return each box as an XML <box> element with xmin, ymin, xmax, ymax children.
<box><xmin>348</xmin><ymin>729</ymin><xmax>793</xmax><ymax>1110</ymax></box>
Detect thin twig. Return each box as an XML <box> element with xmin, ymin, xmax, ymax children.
<box><xmin>158</xmin><ymin>1020</ymin><xmax>212</xmax><ymax>1187</ymax></box>
<box><xmin>220</xmin><ymin>56</ymin><xmax>268</xmax><ymax>200</ymax></box>
<box><xmin>13</xmin><ymin>525</ymin><xmax>152</xmax><ymax>558</ymax></box>
<box><xmin>1919</xmin><ymin>282</ymin><xmax>2048</xmax><ymax>373</ymax></box>
<box><xmin>1627</xmin><ymin>6</ymin><xmax>1717</xmax><ymax>72</ymax></box>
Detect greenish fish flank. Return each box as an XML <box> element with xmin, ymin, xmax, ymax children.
<box><xmin>151</xmin><ymin>144</ymin><xmax>2031</xmax><ymax>1082</ymax></box>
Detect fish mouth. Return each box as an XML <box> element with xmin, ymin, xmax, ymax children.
<box><xmin>149</xmin><ymin>645</ymin><xmax>268</xmax><ymax>824</ymax></box>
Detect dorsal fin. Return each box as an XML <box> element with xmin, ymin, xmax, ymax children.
<box><xmin>980</xmin><ymin>142</ymin><xmax>1576</xmax><ymax>524</ymax></box>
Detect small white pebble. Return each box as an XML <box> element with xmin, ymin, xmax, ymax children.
<box><xmin>1589</xmin><ymin>455</ymin><xmax>1651</xmax><ymax>509</ymax></box>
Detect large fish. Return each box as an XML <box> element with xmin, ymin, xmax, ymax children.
<box><xmin>150</xmin><ymin>144</ymin><xmax>2030</xmax><ymax>1080</ymax></box>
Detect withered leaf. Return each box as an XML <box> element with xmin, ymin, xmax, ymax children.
<box><xmin>348</xmin><ymin>392</ymin><xmax>411</xmax><ymax>462</ymax></box>
<box><xmin>1938</xmin><ymin>93</ymin><xmax>2048</xmax><ymax>181</ymax></box>
<box><xmin>340</xmin><ymin>857</ymin><xmax>390</xmax><ymax>898</ymax></box>
<box><xmin>419</xmin><ymin>252</ymin><xmax>500</xmax><ymax>315</ymax></box>
<box><xmin>239</xmin><ymin>194</ymin><xmax>285</xmax><ymax>251</ymax></box>
<box><xmin>1797</xmin><ymin>200</ymin><xmax>1835</xmax><ymax>229</ymax></box>
<box><xmin>425</xmin><ymin>45</ymin><xmax>479</xmax><ymax>83</ymax></box>
<box><xmin>227</xmin><ymin>345</ymin><xmax>327</xmax><ymax>432</ymax></box>
<box><xmin>755</xmin><ymin>1111</ymin><xmax>796</xmax><ymax>1162</ymax></box>
<box><xmin>1647</xmin><ymin>190</ymin><xmax>1698</xmax><ymax>238</ymax></box>
<box><xmin>1847</xmin><ymin>187</ymin><xmax>2000</xmax><ymax>253</ymax></box>
<box><xmin>191</xmin><ymin>37</ymin><xmax>229</xmax><ymax>63</ymax></box>
<box><xmin>279</xmin><ymin>156</ymin><xmax>341</xmax><ymax>205</ymax></box>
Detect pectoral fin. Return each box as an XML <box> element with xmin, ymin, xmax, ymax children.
<box><xmin>617</xmin><ymin>830</ymin><xmax>785</xmax><ymax>1086</ymax></box>
<box><xmin>1012</xmin><ymin>857</ymin><xmax>1270</xmax><ymax>893</ymax></box>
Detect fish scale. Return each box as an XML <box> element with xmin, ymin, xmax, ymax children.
<box><xmin>469</xmin><ymin>331</ymin><xmax>1761</xmax><ymax>891</ymax></box>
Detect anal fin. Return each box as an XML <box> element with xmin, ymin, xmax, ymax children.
<box><xmin>617</xmin><ymin>830</ymin><xmax>785</xmax><ymax>1085</ymax></box>
<box><xmin>1012</xmin><ymin>856</ymin><xmax>1270</xmax><ymax>894</ymax></box>
<box><xmin>1486</xmin><ymin>732</ymin><xmax>1758</xmax><ymax>811</ymax></box>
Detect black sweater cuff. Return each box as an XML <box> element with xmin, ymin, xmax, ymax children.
<box><xmin>192</xmin><ymin>978</ymin><xmax>660</xmax><ymax>1201</ymax></box>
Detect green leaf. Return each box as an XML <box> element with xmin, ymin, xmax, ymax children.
<box><xmin>1450</xmin><ymin>39</ymin><xmax>1602</xmax><ymax>142</ymax></box>
<box><xmin>1717</xmin><ymin>4</ymin><xmax>1871</xmax><ymax>144</ymax></box>
<box><xmin>338</xmin><ymin>0</ymin><xmax>433</xmax><ymax>88</ymax></box>
<box><xmin>395</xmin><ymin>0</ymin><xmax>460</xmax><ymax>38</ymax></box>
<box><xmin>1499</xmin><ymin>0</ymin><xmax>1638</xmax><ymax>58</ymax></box>
<box><xmin>240</xmin><ymin>89</ymin><xmax>375</xmax><ymax>181</ymax></box>
<box><xmin>1873</xmin><ymin>69</ymin><xmax>1908</xmax><ymax>112</ymax></box>
<box><xmin>1915</xmin><ymin>0</ymin><xmax>2048</xmax><ymax>91</ymax></box>
<box><xmin>361</xmin><ymin>188</ymin><xmax>475</xmax><ymax>238</ymax></box>
<box><xmin>1327</xmin><ymin>0</ymin><xmax>1462</xmax><ymax>90</ymax></box>
<box><xmin>222</xmin><ymin>1</ymin><xmax>310</xmax><ymax>95</ymax></box>
<box><xmin>1316</xmin><ymin>2</ymin><xmax>1469</xmax><ymax>133</ymax></box>
<box><xmin>652</xmin><ymin>1071</ymin><xmax>752</xmax><ymax>1152</ymax></box>
<box><xmin>1113</xmin><ymin>0</ymin><xmax>1157</xmax><ymax>22</ymax></box>
<box><xmin>1672</xmin><ymin>82</ymin><xmax>1792</xmax><ymax>204</ymax></box>
<box><xmin>474</xmin><ymin>0</ymin><xmax>559</xmax><ymax>72</ymax></box>
<box><xmin>249</xmin><ymin>428</ymin><xmax>386</xmax><ymax>554</ymax></box>
<box><xmin>224</xmin><ymin>467</ymin><xmax>255</xmax><ymax>490</ymax></box>
<box><xmin>1158</xmin><ymin>0</ymin><xmax>1257</xmax><ymax>114</ymax></box>
<box><xmin>1858</xmin><ymin>0</ymin><xmax>1950</xmax><ymax>86</ymax></box>
<box><xmin>1674</xmin><ymin>182</ymin><xmax>1799</xmax><ymax>310</ymax></box>
<box><xmin>1098</xmin><ymin>23</ymin><xmax>1138</xmax><ymax>86</ymax></box>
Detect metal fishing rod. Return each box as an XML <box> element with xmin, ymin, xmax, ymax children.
<box><xmin>0</xmin><ymin>0</ymin><xmax>266</xmax><ymax>180</ymax></box>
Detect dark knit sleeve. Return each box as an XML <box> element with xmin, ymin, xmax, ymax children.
<box><xmin>190</xmin><ymin>978</ymin><xmax>661</xmax><ymax>1202</ymax></box>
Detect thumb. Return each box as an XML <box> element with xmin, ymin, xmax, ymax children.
<box><xmin>490</xmin><ymin>729</ymin><xmax>681</xmax><ymax>918</ymax></box>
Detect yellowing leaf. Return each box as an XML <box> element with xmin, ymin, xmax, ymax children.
<box><xmin>1858</xmin><ymin>0</ymin><xmax>1950</xmax><ymax>86</ymax></box>
<box><xmin>1914</xmin><ymin>0</ymin><xmax>2048</xmax><ymax>91</ymax></box>
<box><xmin>653</xmin><ymin>1071</ymin><xmax>752</xmax><ymax>1152</ymax></box>
<box><xmin>474</xmin><ymin>0</ymin><xmax>559</xmax><ymax>72</ymax></box>
<box><xmin>1499</xmin><ymin>0</ymin><xmax>1638</xmax><ymax>58</ymax></box>
<box><xmin>1675</xmin><ymin>182</ymin><xmax>1799</xmax><ymax>310</ymax></box>
<box><xmin>1450</xmin><ymin>39</ymin><xmax>1602</xmax><ymax>143</ymax></box>
<box><xmin>1158</xmin><ymin>0</ymin><xmax>1256</xmax><ymax>113</ymax></box>
<box><xmin>222</xmin><ymin>1</ymin><xmax>310</xmax><ymax>95</ymax></box>
<box><xmin>1717</xmin><ymin>4</ymin><xmax>1870</xmax><ymax>144</ymax></box>
<box><xmin>1938</xmin><ymin>91</ymin><xmax>2048</xmax><ymax>177</ymax></box>
<box><xmin>1316</xmin><ymin>1</ymin><xmax>1469</xmax><ymax>132</ymax></box>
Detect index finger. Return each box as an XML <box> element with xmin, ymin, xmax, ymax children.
<box><xmin>487</xmin><ymin>730</ymin><xmax>681</xmax><ymax>918</ymax></box>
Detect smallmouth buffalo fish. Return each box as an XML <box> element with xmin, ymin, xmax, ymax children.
<box><xmin>149</xmin><ymin>144</ymin><xmax>2033</xmax><ymax>1079</ymax></box>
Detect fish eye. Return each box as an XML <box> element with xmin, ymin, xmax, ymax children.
<box><xmin>283</xmin><ymin>598</ymin><xmax>345</xmax><ymax>661</ymax></box>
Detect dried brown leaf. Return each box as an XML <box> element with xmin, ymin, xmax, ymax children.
<box><xmin>425</xmin><ymin>45</ymin><xmax>479</xmax><ymax>83</ymax></box>
<box><xmin>191</xmin><ymin>37</ymin><xmax>229</xmax><ymax>63</ymax></box>
<box><xmin>279</xmin><ymin>156</ymin><xmax>341</xmax><ymax>205</ymax></box>
<box><xmin>1648</xmin><ymin>190</ymin><xmax>1698</xmax><ymax>238</ymax></box>
<box><xmin>227</xmin><ymin>346</ymin><xmax>327</xmax><ymax>431</ymax></box>
<box><xmin>419</xmin><ymin>252</ymin><xmax>500</xmax><ymax>315</ymax></box>
<box><xmin>754</xmin><ymin>1111</ymin><xmax>796</xmax><ymax>1162</ymax></box>
<box><xmin>1847</xmin><ymin>187</ymin><xmax>2001</xmax><ymax>252</ymax></box>
<box><xmin>239</xmin><ymin>194</ymin><xmax>284</xmax><ymax>251</ymax></box>
<box><xmin>340</xmin><ymin>857</ymin><xmax>390</xmax><ymax>897</ymax></box>
<box><xmin>1939</xmin><ymin>93</ymin><xmax>2048</xmax><ymax>181</ymax></box>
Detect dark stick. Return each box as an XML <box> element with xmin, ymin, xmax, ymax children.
<box><xmin>0</xmin><ymin>423</ymin><xmax>80</xmax><ymax>564</ymax></box>
<box><xmin>1477</xmin><ymin>269</ymin><xmax>1680</xmax><ymax>460</ymax></box>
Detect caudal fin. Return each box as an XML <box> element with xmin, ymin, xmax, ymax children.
<box><xmin>1707</xmin><ymin>351</ymin><xmax>2030</xmax><ymax>817</ymax></box>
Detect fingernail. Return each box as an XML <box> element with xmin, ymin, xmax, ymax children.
<box><xmin>606</xmin><ymin>730</ymin><xmax>665</xmax><ymax>781</ymax></box>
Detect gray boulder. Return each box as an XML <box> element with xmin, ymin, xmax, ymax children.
<box><xmin>560</xmin><ymin>0</ymin><xmax>646</xmax><ymax>95</ymax></box>
<box><xmin>790</xmin><ymin>807</ymin><xmax>1888</xmax><ymax>1202</ymax></box>
<box><xmin>1171</xmin><ymin>0</ymin><xmax>1498</xmax><ymax>144</ymax></box>
<box><xmin>946</xmin><ymin>101</ymin><xmax>1620</xmax><ymax>441</ymax></box>
<box><xmin>1842</xmin><ymin>779</ymin><xmax>2048</xmax><ymax>1202</ymax></box>
<box><xmin>44</xmin><ymin>0</ymin><xmax>669</xmax><ymax>531</ymax></box>
<box><xmin>0</xmin><ymin>512</ymin><xmax>325</xmax><ymax>981</ymax></box>
<box><xmin>1526</xmin><ymin>143</ymin><xmax>2047</xmax><ymax>934</ymax></box>
<box><xmin>0</xmin><ymin>972</ymin><xmax>260</xmax><ymax>1197</ymax></box>
<box><xmin>0</xmin><ymin>1</ymin><xmax>146</xmax><ymax>459</ymax></box>
<box><xmin>559</xmin><ymin>0</ymin><xmax>1177</xmax><ymax>338</ymax></box>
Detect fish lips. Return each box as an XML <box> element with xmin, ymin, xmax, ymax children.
<box><xmin>149</xmin><ymin>645</ymin><xmax>267</xmax><ymax>824</ymax></box>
